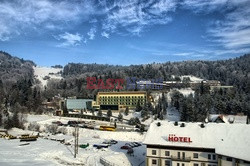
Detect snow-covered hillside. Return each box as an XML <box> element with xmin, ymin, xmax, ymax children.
<box><xmin>34</xmin><ymin>66</ymin><xmax>63</xmax><ymax>88</ymax></box>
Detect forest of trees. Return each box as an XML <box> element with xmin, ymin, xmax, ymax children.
<box><xmin>0</xmin><ymin>51</ymin><xmax>249</xmax><ymax>128</ymax></box>
<box><xmin>0</xmin><ymin>51</ymin><xmax>43</xmax><ymax>129</ymax></box>
<box><xmin>46</xmin><ymin>54</ymin><xmax>250</xmax><ymax>122</ymax></box>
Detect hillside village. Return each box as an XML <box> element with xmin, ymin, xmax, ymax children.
<box><xmin>0</xmin><ymin>52</ymin><xmax>250</xmax><ymax>166</ymax></box>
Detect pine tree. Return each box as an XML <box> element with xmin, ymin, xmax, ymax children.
<box><xmin>136</xmin><ymin>101</ymin><xmax>142</xmax><ymax>112</ymax></box>
<box><xmin>97</xmin><ymin>109</ymin><xmax>102</xmax><ymax>117</ymax></box>
<box><xmin>125</xmin><ymin>107</ymin><xmax>129</xmax><ymax>116</ymax></box>
<box><xmin>12</xmin><ymin>109</ymin><xmax>20</xmax><ymax>128</ymax></box>
<box><xmin>118</xmin><ymin>112</ymin><xmax>123</xmax><ymax>122</ymax></box>
<box><xmin>107</xmin><ymin>109</ymin><xmax>112</xmax><ymax>117</ymax></box>
<box><xmin>0</xmin><ymin>110</ymin><xmax>2</xmax><ymax>126</ymax></box>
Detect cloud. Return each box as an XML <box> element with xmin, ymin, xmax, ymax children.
<box><xmin>101</xmin><ymin>0</ymin><xmax>177</xmax><ymax>35</ymax></box>
<box><xmin>0</xmin><ymin>0</ymin><xmax>94</xmax><ymax>41</ymax></box>
<box><xmin>55</xmin><ymin>32</ymin><xmax>82</xmax><ymax>47</ymax></box>
<box><xmin>208</xmin><ymin>4</ymin><xmax>250</xmax><ymax>49</ymax></box>
<box><xmin>101</xmin><ymin>32</ymin><xmax>110</xmax><ymax>38</ymax></box>
<box><xmin>182</xmin><ymin>0</ymin><xmax>250</xmax><ymax>49</ymax></box>
<box><xmin>1</xmin><ymin>0</ymin><xmax>250</xmax><ymax>53</ymax></box>
<box><xmin>87</xmin><ymin>27</ymin><xmax>97</xmax><ymax>40</ymax></box>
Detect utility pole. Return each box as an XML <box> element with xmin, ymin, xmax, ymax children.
<box><xmin>74</xmin><ymin>115</ymin><xmax>80</xmax><ymax>158</ymax></box>
<box><xmin>74</xmin><ymin>124</ymin><xmax>79</xmax><ymax>158</ymax></box>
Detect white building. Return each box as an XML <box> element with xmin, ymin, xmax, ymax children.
<box><xmin>143</xmin><ymin>121</ymin><xmax>250</xmax><ymax>166</ymax></box>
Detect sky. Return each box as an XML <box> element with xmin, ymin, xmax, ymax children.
<box><xmin>0</xmin><ymin>0</ymin><xmax>250</xmax><ymax>66</ymax></box>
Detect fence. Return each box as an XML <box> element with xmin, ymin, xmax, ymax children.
<box><xmin>63</xmin><ymin>113</ymin><xmax>110</xmax><ymax>122</ymax></box>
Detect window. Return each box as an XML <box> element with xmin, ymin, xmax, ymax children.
<box><xmin>152</xmin><ymin>159</ymin><xmax>157</xmax><ymax>165</ymax></box>
<box><xmin>193</xmin><ymin>164</ymin><xmax>199</xmax><ymax>166</ymax></box>
<box><xmin>177</xmin><ymin>163</ymin><xmax>180</xmax><ymax>166</ymax></box>
<box><xmin>226</xmin><ymin>157</ymin><xmax>232</xmax><ymax>161</ymax></box>
<box><xmin>165</xmin><ymin>160</ymin><xmax>170</xmax><ymax>166</ymax></box>
<box><xmin>213</xmin><ymin>154</ymin><xmax>216</xmax><ymax>160</ymax></box>
<box><xmin>152</xmin><ymin>150</ymin><xmax>156</xmax><ymax>155</ymax></box>
<box><xmin>182</xmin><ymin>164</ymin><xmax>185</xmax><ymax>166</ymax></box>
<box><xmin>165</xmin><ymin>151</ymin><xmax>170</xmax><ymax>156</ymax></box>
<box><xmin>193</xmin><ymin>153</ymin><xmax>198</xmax><ymax>159</ymax></box>
<box><xmin>208</xmin><ymin>154</ymin><xmax>211</xmax><ymax>160</ymax></box>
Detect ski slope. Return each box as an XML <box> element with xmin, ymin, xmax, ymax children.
<box><xmin>33</xmin><ymin>66</ymin><xmax>63</xmax><ymax>88</ymax></box>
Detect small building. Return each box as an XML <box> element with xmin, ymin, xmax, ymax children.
<box><xmin>66</xmin><ymin>99</ymin><xmax>93</xmax><ymax>114</ymax></box>
<box><xmin>210</xmin><ymin>86</ymin><xmax>234</xmax><ymax>92</ymax></box>
<box><xmin>144</xmin><ymin>121</ymin><xmax>250</xmax><ymax>166</ymax></box>
<box><xmin>207</xmin><ymin>114</ymin><xmax>248</xmax><ymax>124</ymax></box>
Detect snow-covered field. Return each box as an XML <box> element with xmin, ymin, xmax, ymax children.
<box><xmin>34</xmin><ymin>66</ymin><xmax>62</xmax><ymax>88</ymax></box>
<box><xmin>0</xmin><ymin>115</ymin><xmax>146</xmax><ymax>166</ymax></box>
<box><xmin>180</xmin><ymin>75</ymin><xmax>203</xmax><ymax>82</ymax></box>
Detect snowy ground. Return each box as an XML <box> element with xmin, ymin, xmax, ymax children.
<box><xmin>0</xmin><ymin>115</ymin><xmax>146</xmax><ymax>166</ymax></box>
<box><xmin>180</xmin><ymin>75</ymin><xmax>203</xmax><ymax>82</ymax></box>
<box><xmin>33</xmin><ymin>66</ymin><xmax>62</xmax><ymax>88</ymax></box>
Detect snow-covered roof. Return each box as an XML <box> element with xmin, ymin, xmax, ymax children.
<box><xmin>143</xmin><ymin>121</ymin><xmax>250</xmax><ymax>161</ymax></box>
<box><xmin>208</xmin><ymin>114</ymin><xmax>247</xmax><ymax>124</ymax></box>
<box><xmin>66</xmin><ymin>99</ymin><xmax>93</xmax><ymax>109</ymax></box>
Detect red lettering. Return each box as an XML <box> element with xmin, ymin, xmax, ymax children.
<box><xmin>106</xmin><ymin>79</ymin><xmax>115</xmax><ymax>89</ymax></box>
<box><xmin>97</xmin><ymin>79</ymin><xmax>106</xmax><ymax>89</ymax></box>
<box><xmin>173</xmin><ymin>137</ymin><xmax>178</xmax><ymax>142</ymax></box>
<box><xmin>168</xmin><ymin>136</ymin><xmax>174</xmax><ymax>142</ymax></box>
<box><xmin>115</xmin><ymin>79</ymin><xmax>124</xmax><ymax>89</ymax></box>
<box><xmin>87</xmin><ymin>77</ymin><xmax>97</xmax><ymax>89</ymax></box>
<box><xmin>168</xmin><ymin>134</ymin><xmax>192</xmax><ymax>143</ymax></box>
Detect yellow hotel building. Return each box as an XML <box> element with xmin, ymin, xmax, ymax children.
<box><xmin>92</xmin><ymin>91</ymin><xmax>149</xmax><ymax>111</ymax></box>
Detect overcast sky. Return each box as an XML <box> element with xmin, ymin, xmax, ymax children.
<box><xmin>0</xmin><ymin>0</ymin><xmax>250</xmax><ymax>66</ymax></box>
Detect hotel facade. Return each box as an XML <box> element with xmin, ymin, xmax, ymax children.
<box><xmin>92</xmin><ymin>91</ymin><xmax>151</xmax><ymax>111</ymax></box>
<box><xmin>144</xmin><ymin>121</ymin><xmax>250</xmax><ymax>166</ymax></box>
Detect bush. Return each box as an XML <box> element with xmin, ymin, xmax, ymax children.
<box><xmin>128</xmin><ymin>117</ymin><xmax>140</xmax><ymax>125</ymax></box>
<box><xmin>57</xmin><ymin>127</ymin><xmax>67</xmax><ymax>135</ymax></box>
<box><xmin>28</xmin><ymin>122</ymin><xmax>40</xmax><ymax>132</ymax></box>
<box><xmin>46</xmin><ymin>124</ymin><xmax>58</xmax><ymax>135</ymax></box>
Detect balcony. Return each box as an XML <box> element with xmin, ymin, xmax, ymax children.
<box><xmin>171</xmin><ymin>156</ymin><xmax>191</xmax><ymax>162</ymax></box>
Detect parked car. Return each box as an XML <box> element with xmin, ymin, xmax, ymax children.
<box><xmin>110</xmin><ymin>139</ymin><xmax>118</xmax><ymax>144</ymax></box>
<box><xmin>120</xmin><ymin>145</ymin><xmax>131</xmax><ymax>150</ymax></box>
<box><xmin>133</xmin><ymin>142</ymin><xmax>142</xmax><ymax>147</ymax></box>
<box><xmin>67</xmin><ymin>121</ymin><xmax>78</xmax><ymax>126</ymax></box>
<box><xmin>52</xmin><ymin>121</ymin><xmax>63</xmax><ymax>126</ymax></box>
<box><xmin>125</xmin><ymin>143</ymin><xmax>135</xmax><ymax>148</ymax></box>
<box><xmin>93</xmin><ymin>144</ymin><xmax>109</xmax><ymax>149</ymax></box>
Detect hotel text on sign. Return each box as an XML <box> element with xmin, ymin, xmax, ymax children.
<box><xmin>168</xmin><ymin>134</ymin><xmax>192</xmax><ymax>143</ymax></box>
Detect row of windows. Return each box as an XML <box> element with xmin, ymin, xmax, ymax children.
<box><xmin>100</xmin><ymin>101</ymin><xmax>144</xmax><ymax>105</ymax></box>
<box><xmin>151</xmin><ymin>159</ymin><xmax>217</xmax><ymax>166</ymax></box>
<box><xmin>99</xmin><ymin>96</ymin><xmax>146</xmax><ymax>99</ymax></box>
<box><xmin>151</xmin><ymin>150</ymin><xmax>217</xmax><ymax>160</ymax></box>
<box><xmin>100</xmin><ymin>99</ymin><xmax>146</xmax><ymax>102</ymax></box>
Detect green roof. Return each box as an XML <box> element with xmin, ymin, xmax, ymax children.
<box><xmin>66</xmin><ymin>99</ymin><xmax>93</xmax><ymax>109</ymax></box>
